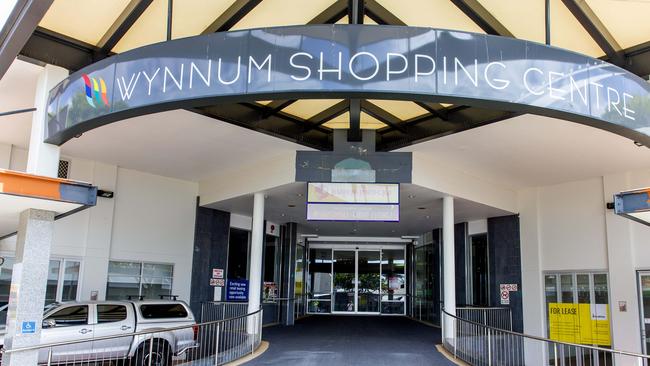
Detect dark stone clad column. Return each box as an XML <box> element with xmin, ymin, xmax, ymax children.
<box><xmin>189</xmin><ymin>201</ymin><xmax>230</xmax><ymax>319</ymax></box>
<box><xmin>488</xmin><ymin>214</ymin><xmax>523</xmax><ymax>332</ymax></box>
<box><xmin>280</xmin><ymin>222</ymin><xmax>298</xmax><ymax>325</ymax></box>
<box><xmin>455</xmin><ymin>222</ymin><xmax>467</xmax><ymax>306</ymax></box>
<box><xmin>432</xmin><ymin>228</ymin><xmax>442</xmax><ymax>325</ymax></box>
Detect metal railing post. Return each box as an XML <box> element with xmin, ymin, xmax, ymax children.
<box><xmin>487</xmin><ymin>328</ymin><xmax>492</xmax><ymax>366</ymax></box>
<box><xmin>214</xmin><ymin>323</ymin><xmax>221</xmax><ymax>366</ymax></box>
<box><xmin>47</xmin><ymin>348</ymin><xmax>53</xmax><ymax>366</ymax></box>
<box><xmin>147</xmin><ymin>333</ymin><xmax>154</xmax><ymax>366</ymax></box>
<box><xmin>554</xmin><ymin>343</ymin><xmax>558</xmax><ymax>366</ymax></box>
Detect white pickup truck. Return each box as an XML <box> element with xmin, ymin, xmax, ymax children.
<box><xmin>1</xmin><ymin>300</ymin><xmax>198</xmax><ymax>365</ymax></box>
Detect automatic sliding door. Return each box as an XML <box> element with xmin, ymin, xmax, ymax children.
<box><xmin>333</xmin><ymin>251</ymin><xmax>355</xmax><ymax>312</ymax></box>
<box><xmin>357</xmin><ymin>251</ymin><xmax>380</xmax><ymax>313</ymax></box>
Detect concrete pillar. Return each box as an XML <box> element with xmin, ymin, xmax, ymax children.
<box><xmin>602</xmin><ymin>173</ymin><xmax>643</xmax><ymax>360</ymax></box>
<box><xmin>26</xmin><ymin>64</ymin><xmax>67</xmax><ymax>177</ymax></box>
<box><xmin>247</xmin><ymin>193</ymin><xmax>264</xmax><ymax>332</ymax></box>
<box><xmin>442</xmin><ymin>196</ymin><xmax>456</xmax><ymax>346</ymax></box>
<box><xmin>518</xmin><ymin>188</ymin><xmax>546</xmax><ymax>364</ymax></box>
<box><xmin>3</xmin><ymin>209</ymin><xmax>55</xmax><ymax>366</ymax></box>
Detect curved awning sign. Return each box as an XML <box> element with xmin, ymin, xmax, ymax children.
<box><xmin>45</xmin><ymin>25</ymin><xmax>650</xmax><ymax>146</ymax></box>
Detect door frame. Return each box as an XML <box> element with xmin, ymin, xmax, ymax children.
<box><xmin>312</xmin><ymin>244</ymin><xmax>405</xmax><ymax>315</ymax></box>
<box><xmin>331</xmin><ymin>249</ymin><xmax>357</xmax><ymax>314</ymax></box>
<box><xmin>638</xmin><ymin>270</ymin><xmax>650</xmax><ymax>355</ymax></box>
<box><xmin>355</xmin><ymin>249</ymin><xmax>381</xmax><ymax>315</ymax></box>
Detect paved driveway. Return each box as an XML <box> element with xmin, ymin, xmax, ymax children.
<box><xmin>245</xmin><ymin>315</ymin><xmax>456</xmax><ymax>366</ymax></box>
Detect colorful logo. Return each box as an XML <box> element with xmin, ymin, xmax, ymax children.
<box><xmin>82</xmin><ymin>74</ymin><xmax>109</xmax><ymax>108</ymax></box>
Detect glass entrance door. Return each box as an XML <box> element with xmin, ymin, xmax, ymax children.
<box><xmin>333</xmin><ymin>250</ymin><xmax>355</xmax><ymax>312</ymax></box>
<box><xmin>357</xmin><ymin>251</ymin><xmax>380</xmax><ymax>313</ymax></box>
<box><xmin>332</xmin><ymin>250</ymin><xmax>381</xmax><ymax>314</ymax></box>
<box><xmin>639</xmin><ymin>272</ymin><xmax>650</xmax><ymax>355</ymax></box>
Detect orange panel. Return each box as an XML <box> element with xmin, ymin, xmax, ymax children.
<box><xmin>0</xmin><ymin>170</ymin><xmax>62</xmax><ymax>201</ymax></box>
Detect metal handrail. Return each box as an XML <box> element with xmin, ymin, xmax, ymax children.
<box><xmin>442</xmin><ymin>308</ymin><xmax>650</xmax><ymax>359</ymax></box>
<box><xmin>1</xmin><ymin>309</ymin><xmax>263</xmax><ymax>355</ymax></box>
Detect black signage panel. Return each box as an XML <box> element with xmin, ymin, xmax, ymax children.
<box><xmin>46</xmin><ymin>25</ymin><xmax>650</xmax><ymax>146</ymax></box>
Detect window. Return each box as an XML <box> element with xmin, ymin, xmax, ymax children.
<box><xmin>46</xmin><ymin>305</ymin><xmax>88</xmax><ymax>327</ymax></box>
<box><xmin>0</xmin><ymin>257</ymin><xmax>79</xmax><ymax>307</ymax></box>
<box><xmin>544</xmin><ymin>272</ymin><xmax>612</xmax><ymax>359</ymax></box>
<box><xmin>139</xmin><ymin>304</ymin><xmax>188</xmax><ymax>319</ymax></box>
<box><xmin>263</xmin><ymin>234</ymin><xmax>280</xmax><ymax>301</ymax></box>
<box><xmin>381</xmin><ymin>249</ymin><xmax>406</xmax><ymax>314</ymax></box>
<box><xmin>308</xmin><ymin>248</ymin><xmax>332</xmax><ymax>313</ymax></box>
<box><xmin>106</xmin><ymin>261</ymin><xmax>173</xmax><ymax>300</ymax></box>
<box><xmin>227</xmin><ymin>228</ymin><xmax>249</xmax><ymax>280</ymax></box>
<box><xmin>97</xmin><ymin>305</ymin><xmax>128</xmax><ymax>323</ymax></box>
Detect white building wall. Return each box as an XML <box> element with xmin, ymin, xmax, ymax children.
<box><xmin>8</xmin><ymin>146</ymin><xmax>27</xmax><ymax>172</ymax></box>
<box><xmin>519</xmin><ymin>169</ymin><xmax>650</xmax><ymax>356</ymax></box>
<box><xmin>538</xmin><ymin>177</ymin><xmax>608</xmax><ymax>272</ymax></box>
<box><xmin>0</xmin><ymin>143</ymin><xmax>11</xmax><ymax>169</ymax></box>
<box><xmin>109</xmin><ymin>168</ymin><xmax>198</xmax><ymax>301</ymax></box>
<box><xmin>0</xmin><ymin>156</ymin><xmax>199</xmax><ymax>304</ymax></box>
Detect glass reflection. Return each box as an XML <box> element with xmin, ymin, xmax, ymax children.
<box><xmin>357</xmin><ymin>251</ymin><xmax>380</xmax><ymax>313</ymax></box>
<box><xmin>333</xmin><ymin>251</ymin><xmax>355</xmax><ymax>312</ymax></box>
<box><xmin>308</xmin><ymin>249</ymin><xmax>332</xmax><ymax>313</ymax></box>
<box><xmin>381</xmin><ymin>249</ymin><xmax>405</xmax><ymax>314</ymax></box>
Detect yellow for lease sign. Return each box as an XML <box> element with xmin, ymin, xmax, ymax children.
<box><xmin>548</xmin><ymin>303</ymin><xmax>611</xmax><ymax>346</ymax></box>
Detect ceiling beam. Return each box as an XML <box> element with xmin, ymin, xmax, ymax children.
<box><xmin>415</xmin><ymin>101</ymin><xmax>449</xmax><ymax>121</ymax></box>
<box><xmin>302</xmin><ymin>100</ymin><xmax>350</xmax><ymax>133</ymax></box>
<box><xmin>202</xmin><ymin>0</ymin><xmax>263</xmax><ymax>34</ymax></box>
<box><xmin>348</xmin><ymin>0</ymin><xmax>365</xmax><ymax>25</ymax></box>
<box><xmin>0</xmin><ymin>0</ymin><xmax>53</xmax><ymax>79</ymax></box>
<box><xmin>261</xmin><ymin>100</ymin><xmax>297</xmax><ymax>118</ymax></box>
<box><xmin>20</xmin><ymin>27</ymin><xmax>101</xmax><ymax>71</ymax></box>
<box><xmin>561</xmin><ymin>0</ymin><xmax>625</xmax><ymax>65</ymax></box>
<box><xmin>312</xmin><ymin>0</ymin><xmax>348</xmax><ymax>24</ymax></box>
<box><xmin>449</xmin><ymin>0</ymin><xmax>513</xmax><ymax>37</ymax></box>
<box><xmin>377</xmin><ymin>108</ymin><xmax>520</xmax><ymax>151</ymax></box>
<box><xmin>622</xmin><ymin>41</ymin><xmax>650</xmax><ymax>78</ymax></box>
<box><xmin>258</xmin><ymin>0</ymin><xmax>348</xmax><ymax>118</ymax></box>
<box><xmin>361</xmin><ymin>100</ymin><xmax>407</xmax><ymax>133</ymax></box>
<box><xmin>365</xmin><ymin>0</ymin><xmax>406</xmax><ymax>25</ymax></box>
<box><xmin>348</xmin><ymin>99</ymin><xmax>362</xmax><ymax>141</ymax></box>
<box><xmin>192</xmin><ymin>104</ymin><xmax>332</xmax><ymax>150</ymax></box>
<box><xmin>97</xmin><ymin>0</ymin><xmax>153</xmax><ymax>54</ymax></box>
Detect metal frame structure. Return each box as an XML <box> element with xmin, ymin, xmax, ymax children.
<box><xmin>12</xmin><ymin>0</ymin><xmax>650</xmax><ymax>152</ymax></box>
<box><xmin>307</xmin><ymin>243</ymin><xmax>407</xmax><ymax>316</ymax></box>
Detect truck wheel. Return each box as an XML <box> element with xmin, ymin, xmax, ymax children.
<box><xmin>132</xmin><ymin>340</ymin><xmax>172</xmax><ymax>366</ymax></box>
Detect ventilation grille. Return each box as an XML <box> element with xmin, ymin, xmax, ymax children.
<box><xmin>57</xmin><ymin>160</ymin><xmax>70</xmax><ymax>179</ymax></box>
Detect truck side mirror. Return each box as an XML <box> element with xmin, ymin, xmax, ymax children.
<box><xmin>42</xmin><ymin>319</ymin><xmax>56</xmax><ymax>329</ymax></box>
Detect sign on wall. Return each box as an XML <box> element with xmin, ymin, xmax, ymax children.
<box><xmin>212</xmin><ymin>268</ymin><xmax>224</xmax><ymax>279</ymax></box>
<box><xmin>225</xmin><ymin>279</ymin><xmax>249</xmax><ymax>302</ymax></box>
<box><xmin>548</xmin><ymin>303</ymin><xmax>611</xmax><ymax>346</ymax></box>
<box><xmin>306</xmin><ymin>182</ymin><xmax>400</xmax><ymax>222</ymax></box>
<box><xmin>44</xmin><ymin>25</ymin><xmax>650</xmax><ymax>147</ymax></box>
<box><xmin>308</xmin><ymin>183</ymin><xmax>399</xmax><ymax>204</ymax></box>
<box><xmin>499</xmin><ymin>284</ymin><xmax>518</xmax><ymax>305</ymax></box>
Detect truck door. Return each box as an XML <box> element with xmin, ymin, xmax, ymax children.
<box><xmin>40</xmin><ymin>304</ymin><xmax>94</xmax><ymax>363</ymax></box>
<box><xmin>92</xmin><ymin>303</ymin><xmax>135</xmax><ymax>360</ymax></box>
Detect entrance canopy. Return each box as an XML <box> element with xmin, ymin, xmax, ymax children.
<box><xmin>8</xmin><ymin>0</ymin><xmax>650</xmax><ymax>151</ymax></box>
